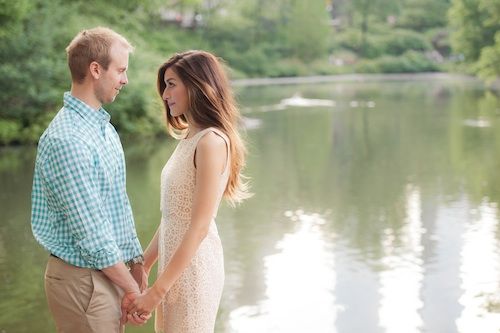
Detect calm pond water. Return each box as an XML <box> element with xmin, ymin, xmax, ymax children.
<box><xmin>1</xmin><ymin>74</ymin><xmax>500</xmax><ymax>332</ymax></box>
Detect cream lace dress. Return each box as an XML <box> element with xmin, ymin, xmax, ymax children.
<box><xmin>155</xmin><ymin>127</ymin><xmax>228</xmax><ymax>333</ymax></box>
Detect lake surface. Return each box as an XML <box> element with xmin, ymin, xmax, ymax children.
<box><xmin>1</xmin><ymin>74</ymin><xmax>500</xmax><ymax>332</ymax></box>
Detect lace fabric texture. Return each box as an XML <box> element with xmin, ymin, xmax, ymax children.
<box><xmin>156</xmin><ymin>128</ymin><xmax>229</xmax><ymax>333</ymax></box>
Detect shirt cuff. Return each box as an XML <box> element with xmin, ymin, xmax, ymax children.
<box><xmin>78</xmin><ymin>243</ymin><xmax>122</xmax><ymax>270</ymax></box>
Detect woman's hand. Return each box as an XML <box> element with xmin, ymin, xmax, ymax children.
<box><xmin>126</xmin><ymin>285</ymin><xmax>165</xmax><ymax>319</ymax></box>
<box><xmin>121</xmin><ymin>291</ymin><xmax>151</xmax><ymax>325</ymax></box>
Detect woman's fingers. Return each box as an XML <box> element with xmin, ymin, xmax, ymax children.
<box><xmin>140</xmin><ymin>312</ymin><xmax>152</xmax><ymax>320</ymax></box>
<box><xmin>126</xmin><ymin>301</ymin><xmax>138</xmax><ymax>313</ymax></box>
<box><xmin>127</xmin><ymin>311</ymin><xmax>149</xmax><ymax>325</ymax></box>
<box><xmin>127</xmin><ymin>313</ymin><xmax>146</xmax><ymax>325</ymax></box>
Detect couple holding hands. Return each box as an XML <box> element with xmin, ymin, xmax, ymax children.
<box><xmin>31</xmin><ymin>27</ymin><xmax>250</xmax><ymax>333</ymax></box>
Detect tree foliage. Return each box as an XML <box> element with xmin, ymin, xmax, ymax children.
<box><xmin>397</xmin><ymin>0</ymin><xmax>451</xmax><ymax>31</ymax></box>
<box><xmin>284</xmin><ymin>0</ymin><xmax>330</xmax><ymax>61</ymax></box>
<box><xmin>448</xmin><ymin>0</ymin><xmax>500</xmax><ymax>81</ymax></box>
<box><xmin>475</xmin><ymin>32</ymin><xmax>500</xmax><ymax>82</ymax></box>
<box><xmin>2</xmin><ymin>0</ymin><xmax>496</xmax><ymax>145</ymax></box>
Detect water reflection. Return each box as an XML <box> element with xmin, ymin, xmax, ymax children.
<box><xmin>229</xmin><ymin>211</ymin><xmax>337</xmax><ymax>333</ymax></box>
<box><xmin>462</xmin><ymin>118</ymin><xmax>491</xmax><ymax>128</ymax></box>
<box><xmin>378</xmin><ymin>185</ymin><xmax>424</xmax><ymax>333</ymax></box>
<box><xmin>457</xmin><ymin>201</ymin><xmax>500</xmax><ymax>333</ymax></box>
<box><xmin>1</xmin><ymin>77</ymin><xmax>500</xmax><ymax>333</ymax></box>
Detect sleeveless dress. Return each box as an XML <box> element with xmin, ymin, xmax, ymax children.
<box><xmin>155</xmin><ymin>127</ymin><xmax>229</xmax><ymax>333</ymax></box>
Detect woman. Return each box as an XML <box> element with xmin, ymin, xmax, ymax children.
<box><xmin>125</xmin><ymin>50</ymin><xmax>250</xmax><ymax>332</ymax></box>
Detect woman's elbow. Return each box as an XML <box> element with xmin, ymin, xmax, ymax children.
<box><xmin>190</xmin><ymin>221</ymin><xmax>210</xmax><ymax>241</ymax></box>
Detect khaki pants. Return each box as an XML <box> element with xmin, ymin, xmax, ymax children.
<box><xmin>44</xmin><ymin>255</ymin><xmax>125</xmax><ymax>333</ymax></box>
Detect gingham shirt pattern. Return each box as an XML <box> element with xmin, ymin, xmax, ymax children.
<box><xmin>31</xmin><ymin>92</ymin><xmax>142</xmax><ymax>269</ymax></box>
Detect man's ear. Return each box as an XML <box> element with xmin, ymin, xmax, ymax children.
<box><xmin>89</xmin><ymin>61</ymin><xmax>101</xmax><ymax>79</ymax></box>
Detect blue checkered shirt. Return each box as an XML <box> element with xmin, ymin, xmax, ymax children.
<box><xmin>31</xmin><ymin>92</ymin><xmax>142</xmax><ymax>269</ymax></box>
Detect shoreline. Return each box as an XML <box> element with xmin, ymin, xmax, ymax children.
<box><xmin>231</xmin><ymin>72</ymin><xmax>480</xmax><ymax>87</ymax></box>
<box><xmin>0</xmin><ymin>72</ymin><xmax>494</xmax><ymax>148</ymax></box>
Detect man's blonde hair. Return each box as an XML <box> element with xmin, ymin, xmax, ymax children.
<box><xmin>66</xmin><ymin>27</ymin><xmax>133</xmax><ymax>83</ymax></box>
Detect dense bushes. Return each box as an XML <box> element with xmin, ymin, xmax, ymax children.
<box><xmin>0</xmin><ymin>1</ymin><xmax>71</xmax><ymax>144</ymax></box>
<box><xmin>0</xmin><ymin>120</ymin><xmax>21</xmax><ymax>145</ymax></box>
<box><xmin>356</xmin><ymin>51</ymin><xmax>440</xmax><ymax>73</ymax></box>
<box><xmin>335</xmin><ymin>28</ymin><xmax>432</xmax><ymax>58</ymax></box>
<box><xmin>0</xmin><ymin>1</ymin><xmax>169</xmax><ymax>145</ymax></box>
<box><xmin>4</xmin><ymin>0</ymin><xmax>490</xmax><ymax>145</ymax></box>
<box><xmin>449</xmin><ymin>0</ymin><xmax>500</xmax><ymax>82</ymax></box>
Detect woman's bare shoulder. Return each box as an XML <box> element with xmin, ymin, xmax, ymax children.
<box><xmin>197</xmin><ymin>130</ymin><xmax>227</xmax><ymax>152</ymax></box>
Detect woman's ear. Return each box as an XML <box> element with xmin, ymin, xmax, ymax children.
<box><xmin>89</xmin><ymin>61</ymin><xmax>101</xmax><ymax>79</ymax></box>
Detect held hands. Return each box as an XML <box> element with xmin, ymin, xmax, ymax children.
<box><xmin>121</xmin><ymin>261</ymin><xmax>152</xmax><ymax>325</ymax></box>
<box><xmin>121</xmin><ymin>291</ymin><xmax>151</xmax><ymax>326</ymax></box>
<box><xmin>124</xmin><ymin>285</ymin><xmax>165</xmax><ymax>324</ymax></box>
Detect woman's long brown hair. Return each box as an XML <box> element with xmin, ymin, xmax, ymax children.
<box><xmin>157</xmin><ymin>50</ymin><xmax>251</xmax><ymax>204</ymax></box>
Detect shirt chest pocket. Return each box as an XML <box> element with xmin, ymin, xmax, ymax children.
<box><xmin>93</xmin><ymin>154</ymin><xmax>117</xmax><ymax>202</ymax></box>
<box><xmin>93</xmin><ymin>134</ymin><xmax>122</xmax><ymax>203</ymax></box>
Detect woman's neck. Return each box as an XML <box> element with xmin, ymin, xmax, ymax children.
<box><xmin>185</xmin><ymin>124</ymin><xmax>203</xmax><ymax>139</ymax></box>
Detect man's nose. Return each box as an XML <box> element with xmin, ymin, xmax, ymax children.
<box><xmin>121</xmin><ymin>73</ymin><xmax>128</xmax><ymax>85</ymax></box>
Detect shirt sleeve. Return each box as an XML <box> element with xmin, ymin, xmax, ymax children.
<box><xmin>42</xmin><ymin>137</ymin><xmax>122</xmax><ymax>269</ymax></box>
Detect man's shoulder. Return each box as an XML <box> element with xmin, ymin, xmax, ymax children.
<box><xmin>43</xmin><ymin>107</ymin><xmax>92</xmax><ymax>146</ymax></box>
<box><xmin>38</xmin><ymin>111</ymin><xmax>92</xmax><ymax>156</ymax></box>
<box><xmin>38</xmin><ymin>134</ymin><xmax>92</xmax><ymax>165</ymax></box>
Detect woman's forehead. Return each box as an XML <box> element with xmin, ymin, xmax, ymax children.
<box><xmin>164</xmin><ymin>67</ymin><xmax>178</xmax><ymax>80</ymax></box>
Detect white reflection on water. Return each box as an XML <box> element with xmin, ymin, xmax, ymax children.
<box><xmin>378</xmin><ymin>185</ymin><xmax>424</xmax><ymax>333</ymax></box>
<box><xmin>229</xmin><ymin>211</ymin><xmax>338</xmax><ymax>333</ymax></box>
<box><xmin>225</xmin><ymin>193</ymin><xmax>500</xmax><ymax>333</ymax></box>
<box><xmin>457</xmin><ymin>201</ymin><xmax>500</xmax><ymax>333</ymax></box>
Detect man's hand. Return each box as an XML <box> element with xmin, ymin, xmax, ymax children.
<box><xmin>126</xmin><ymin>286</ymin><xmax>164</xmax><ymax>320</ymax></box>
<box><xmin>121</xmin><ymin>291</ymin><xmax>150</xmax><ymax>326</ymax></box>
<box><xmin>130</xmin><ymin>264</ymin><xmax>148</xmax><ymax>292</ymax></box>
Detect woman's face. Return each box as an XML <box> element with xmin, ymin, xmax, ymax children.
<box><xmin>162</xmin><ymin>67</ymin><xmax>189</xmax><ymax>118</ymax></box>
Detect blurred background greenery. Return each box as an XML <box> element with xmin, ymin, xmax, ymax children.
<box><xmin>0</xmin><ymin>0</ymin><xmax>499</xmax><ymax>145</ymax></box>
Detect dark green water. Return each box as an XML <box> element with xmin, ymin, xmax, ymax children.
<box><xmin>1</xmin><ymin>75</ymin><xmax>500</xmax><ymax>332</ymax></box>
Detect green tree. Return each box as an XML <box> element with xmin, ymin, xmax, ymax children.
<box><xmin>283</xmin><ymin>0</ymin><xmax>330</xmax><ymax>61</ymax></box>
<box><xmin>449</xmin><ymin>0</ymin><xmax>500</xmax><ymax>81</ymax></box>
<box><xmin>0</xmin><ymin>0</ymin><xmax>72</xmax><ymax>143</ymax></box>
<box><xmin>448</xmin><ymin>0</ymin><xmax>500</xmax><ymax>61</ymax></box>
<box><xmin>347</xmin><ymin>0</ymin><xmax>400</xmax><ymax>56</ymax></box>
<box><xmin>0</xmin><ymin>0</ymin><xmax>32</xmax><ymax>37</ymax></box>
<box><xmin>397</xmin><ymin>0</ymin><xmax>451</xmax><ymax>31</ymax></box>
<box><xmin>475</xmin><ymin>32</ymin><xmax>500</xmax><ymax>82</ymax></box>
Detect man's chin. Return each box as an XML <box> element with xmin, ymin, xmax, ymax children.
<box><xmin>102</xmin><ymin>96</ymin><xmax>117</xmax><ymax>105</ymax></box>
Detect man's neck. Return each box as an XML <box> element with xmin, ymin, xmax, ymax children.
<box><xmin>70</xmin><ymin>84</ymin><xmax>101</xmax><ymax>110</ymax></box>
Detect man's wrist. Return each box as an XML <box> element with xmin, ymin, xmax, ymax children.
<box><xmin>125</xmin><ymin>286</ymin><xmax>140</xmax><ymax>293</ymax></box>
<box><xmin>125</xmin><ymin>255</ymin><xmax>144</xmax><ymax>268</ymax></box>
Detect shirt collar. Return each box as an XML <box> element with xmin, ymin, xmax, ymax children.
<box><xmin>63</xmin><ymin>92</ymin><xmax>111</xmax><ymax>135</ymax></box>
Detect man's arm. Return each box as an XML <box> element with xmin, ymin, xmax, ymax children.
<box><xmin>102</xmin><ymin>262</ymin><xmax>140</xmax><ymax>293</ymax></box>
<box><xmin>44</xmin><ymin>138</ymin><xmax>130</xmax><ymax>271</ymax></box>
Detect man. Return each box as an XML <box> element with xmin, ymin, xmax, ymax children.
<box><xmin>31</xmin><ymin>27</ymin><xmax>149</xmax><ymax>332</ymax></box>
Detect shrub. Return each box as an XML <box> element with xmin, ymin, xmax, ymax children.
<box><xmin>382</xmin><ymin>30</ymin><xmax>431</xmax><ymax>55</ymax></box>
<box><xmin>356</xmin><ymin>51</ymin><xmax>440</xmax><ymax>73</ymax></box>
<box><xmin>0</xmin><ymin>120</ymin><xmax>21</xmax><ymax>145</ymax></box>
<box><xmin>334</xmin><ymin>29</ymin><xmax>431</xmax><ymax>59</ymax></box>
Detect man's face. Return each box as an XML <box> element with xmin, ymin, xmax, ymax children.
<box><xmin>95</xmin><ymin>43</ymin><xmax>129</xmax><ymax>105</ymax></box>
